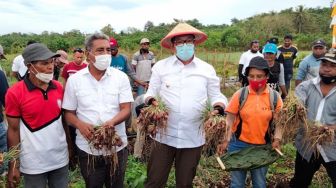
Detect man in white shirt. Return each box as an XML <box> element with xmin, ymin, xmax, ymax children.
<box><xmin>238</xmin><ymin>40</ymin><xmax>263</xmax><ymax>86</ymax></box>
<box><xmin>62</xmin><ymin>33</ymin><xmax>133</xmax><ymax>188</ymax></box>
<box><xmin>11</xmin><ymin>40</ymin><xmax>36</xmax><ymax>81</ymax></box>
<box><xmin>144</xmin><ymin>23</ymin><xmax>228</xmax><ymax>187</ymax></box>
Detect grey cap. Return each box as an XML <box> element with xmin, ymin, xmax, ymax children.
<box><xmin>22</xmin><ymin>43</ymin><xmax>60</xmax><ymax>65</ymax></box>
<box><xmin>0</xmin><ymin>45</ymin><xmax>6</xmax><ymax>60</ymax></box>
<box><xmin>312</xmin><ymin>39</ymin><xmax>326</xmax><ymax>48</ymax></box>
<box><xmin>319</xmin><ymin>48</ymin><xmax>336</xmax><ymax>64</ymax></box>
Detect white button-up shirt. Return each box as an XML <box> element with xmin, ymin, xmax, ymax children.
<box><xmin>62</xmin><ymin>67</ymin><xmax>134</xmax><ymax>155</ymax></box>
<box><xmin>144</xmin><ymin>56</ymin><xmax>228</xmax><ymax>148</ymax></box>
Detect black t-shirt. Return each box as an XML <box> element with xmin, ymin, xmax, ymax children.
<box><xmin>278</xmin><ymin>45</ymin><xmax>298</xmax><ymax>74</ymax></box>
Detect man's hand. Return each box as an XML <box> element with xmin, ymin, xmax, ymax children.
<box><xmin>77</xmin><ymin>122</ymin><xmax>94</xmax><ymax>140</ymax></box>
<box><xmin>7</xmin><ymin>163</ymin><xmax>20</xmax><ymax>188</ymax></box>
<box><xmin>216</xmin><ymin>140</ymin><xmax>229</xmax><ymax>156</ymax></box>
<box><xmin>102</xmin><ymin>120</ymin><xmax>115</xmax><ymax>129</ymax></box>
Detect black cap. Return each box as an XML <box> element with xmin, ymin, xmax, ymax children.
<box><xmin>245</xmin><ymin>56</ymin><xmax>270</xmax><ymax>76</ymax></box>
<box><xmin>269</xmin><ymin>37</ymin><xmax>279</xmax><ymax>45</ymax></box>
<box><xmin>312</xmin><ymin>39</ymin><xmax>326</xmax><ymax>48</ymax></box>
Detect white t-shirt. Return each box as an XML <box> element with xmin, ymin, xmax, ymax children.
<box><xmin>12</xmin><ymin>55</ymin><xmax>28</xmax><ymax>77</ymax></box>
<box><xmin>62</xmin><ymin>67</ymin><xmax>134</xmax><ymax>155</ymax></box>
<box><xmin>239</xmin><ymin>50</ymin><xmax>263</xmax><ymax>75</ymax></box>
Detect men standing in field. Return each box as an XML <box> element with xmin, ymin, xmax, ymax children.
<box><xmin>11</xmin><ymin>40</ymin><xmax>36</xmax><ymax>81</ymax></box>
<box><xmin>238</xmin><ymin>40</ymin><xmax>263</xmax><ymax>86</ymax></box>
<box><xmin>62</xmin><ymin>33</ymin><xmax>133</xmax><ymax>188</ymax></box>
<box><xmin>109</xmin><ymin>37</ymin><xmax>143</xmax><ymax>86</ymax></box>
<box><xmin>61</xmin><ymin>47</ymin><xmax>87</xmax><ymax>85</ymax></box>
<box><xmin>290</xmin><ymin>49</ymin><xmax>336</xmax><ymax>187</ymax></box>
<box><xmin>132</xmin><ymin>38</ymin><xmax>155</xmax><ymax>96</ymax></box>
<box><xmin>278</xmin><ymin>34</ymin><xmax>298</xmax><ymax>91</ymax></box>
<box><xmin>0</xmin><ymin>44</ymin><xmax>9</xmax><ymax>174</ymax></box>
<box><xmin>144</xmin><ymin>22</ymin><xmax>228</xmax><ymax>187</ymax></box>
<box><xmin>53</xmin><ymin>50</ymin><xmax>69</xmax><ymax>81</ymax></box>
<box><xmin>6</xmin><ymin>43</ymin><xmax>69</xmax><ymax>188</ymax></box>
<box><xmin>295</xmin><ymin>39</ymin><xmax>327</xmax><ymax>86</ymax></box>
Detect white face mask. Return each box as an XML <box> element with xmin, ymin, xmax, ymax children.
<box><xmin>93</xmin><ymin>54</ymin><xmax>111</xmax><ymax>71</ymax></box>
<box><xmin>31</xmin><ymin>64</ymin><xmax>53</xmax><ymax>83</ymax></box>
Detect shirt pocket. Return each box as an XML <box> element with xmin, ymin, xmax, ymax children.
<box><xmin>76</xmin><ymin>89</ymin><xmax>97</xmax><ymax>109</ymax></box>
<box><xmin>103</xmin><ymin>89</ymin><xmax>120</xmax><ymax>110</ymax></box>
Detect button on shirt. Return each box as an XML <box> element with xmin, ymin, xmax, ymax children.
<box><xmin>295</xmin><ymin>77</ymin><xmax>336</xmax><ymax>162</ymax></box>
<box><xmin>144</xmin><ymin>56</ymin><xmax>228</xmax><ymax>148</ymax></box>
<box><xmin>62</xmin><ymin>67</ymin><xmax>134</xmax><ymax>155</ymax></box>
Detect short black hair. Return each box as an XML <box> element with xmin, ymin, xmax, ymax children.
<box><xmin>73</xmin><ymin>48</ymin><xmax>84</xmax><ymax>53</ymax></box>
<box><xmin>284</xmin><ymin>34</ymin><xmax>293</xmax><ymax>40</ymax></box>
<box><xmin>250</xmin><ymin>40</ymin><xmax>259</xmax><ymax>47</ymax></box>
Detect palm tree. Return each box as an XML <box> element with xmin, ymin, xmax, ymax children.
<box><xmin>294</xmin><ymin>5</ymin><xmax>307</xmax><ymax>34</ymax></box>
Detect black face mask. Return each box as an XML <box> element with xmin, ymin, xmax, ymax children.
<box><xmin>140</xmin><ymin>48</ymin><xmax>149</xmax><ymax>54</ymax></box>
<box><xmin>320</xmin><ymin>74</ymin><xmax>336</xmax><ymax>84</ymax></box>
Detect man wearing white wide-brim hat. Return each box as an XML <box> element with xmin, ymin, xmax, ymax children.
<box><xmin>144</xmin><ymin>22</ymin><xmax>228</xmax><ymax>187</ymax></box>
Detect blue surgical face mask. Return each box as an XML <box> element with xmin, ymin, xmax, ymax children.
<box><xmin>175</xmin><ymin>43</ymin><xmax>194</xmax><ymax>61</ymax></box>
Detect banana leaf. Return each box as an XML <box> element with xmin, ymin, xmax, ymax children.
<box><xmin>220</xmin><ymin>145</ymin><xmax>280</xmax><ymax>171</ymax></box>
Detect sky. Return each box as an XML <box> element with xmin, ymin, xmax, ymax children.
<box><xmin>0</xmin><ymin>0</ymin><xmax>331</xmax><ymax>35</ymax></box>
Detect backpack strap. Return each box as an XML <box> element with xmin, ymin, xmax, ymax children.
<box><xmin>238</xmin><ymin>86</ymin><xmax>249</xmax><ymax>110</ymax></box>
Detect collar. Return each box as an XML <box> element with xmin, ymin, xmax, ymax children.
<box><xmin>173</xmin><ymin>55</ymin><xmax>198</xmax><ymax>67</ymax></box>
<box><xmin>24</xmin><ymin>76</ymin><xmax>57</xmax><ymax>91</ymax></box>
<box><xmin>84</xmin><ymin>65</ymin><xmax>113</xmax><ymax>77</ymax></box>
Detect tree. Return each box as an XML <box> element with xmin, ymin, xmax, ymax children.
<box><xmin>294</xmin><ymin>5</ymin><xmax>308</xmax><ymax>34</ymax></box>
<box><xmin>144</xmin><ymin>21</ymin><xmax>154</xmax><ymax>32</ymax></box>
<box><xmin>231</xmin><ymin>18</ymin><xmax>240</xmax><ymax>25</ymax></box>
<box><xmin>100</xmin><ymin>24</ymin><xmax>115</xmax><ymax>36</ymax></box>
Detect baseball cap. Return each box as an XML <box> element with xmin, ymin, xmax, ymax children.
<box><xmin>269</xmin><ymin>37</ymin><xmax>279</xmax><ymax>45</ymax></box>
<box><xmin>56</xmin><ymin>50</ymin><xmax>69</xmax><ymax>64</ymax></box>
<box><xmin>73</xmin><ymin>48</ymin><xmax>84</xmax><ymax>53</ymax></box>
<box><xmin>109</xmin><ymin>37</ymin><xmax>118</xmax><ymax>49</ymax></box>
<box><xmin>140</xmin><ymin>38</ymin><xmax>150</xmax><ymax>44</ymax></box>
<box><xmin>22</xmin><ymin>43</ymin><xmax>60</xmax><ymax>65</ymax></box>
<box><xmin>312</xmin><ymin>39</ymin><xmax>326</xmax><ymax>48</ymax></box>
<box><xmin>0</xmin><ymin>45</ymin><xmax>6</xmax><ymax>60</ymax></box>
<box><xmin>319</xmin><ymin>49</ymin><xmax>336</xmax><ymax>64</ymax></box>
<box><xmin>263</xmin><ymin>43</ymin><xmax>278</xmax><ymax>54</ymax></box>
<box><xmin>245</xmin><ymin>56</ymin><xmax>270</xmax><ymax>76</ymax></box>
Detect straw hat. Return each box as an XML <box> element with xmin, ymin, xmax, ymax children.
<box><xmin>160</xmin><ymin>22</ymin><xmax>208</xmax><ymax>49</ymax></box>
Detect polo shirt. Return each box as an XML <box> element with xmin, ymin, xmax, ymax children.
<box><xmin>5</xmin><ymin>78</ymin><xmax>68</xmax><ymax>174</ymax></box>
<box><xmin>61</xmin><ymin>61</ymin><xmax>87</xmax><ymax>80</ymax></box>
<box><xmin>62</xmin><ymin>66</ymin><xmax>134</xmax><ymax>155</ymax></box>
<box><xmin>131</xmin><ymin>51</ymin><xmax>155</xmax><ymax>81</ymax></box>
<box><xmin>225</xmin><ymin>86</ymin><xmax>283</xmax><ymax>145</ymax></box>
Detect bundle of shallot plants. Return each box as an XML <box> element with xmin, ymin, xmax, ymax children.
<box><xmin>0</xmin><ymin>144</ymin><xmax>20</xmax><ymax>166</ymax></box>
<box><xmin>201</xmin><ymin>102</ymin><xmax>227</xmax><ymax>154</ymax></box>
<box><xmin>137</xmin><ymin>97</ymin><xmax>169</xmax><ymax>137</ymax></box>
<box><xmin>304</xmin><ymin>122</ymin><xmax>335</xmax><ymax>157</ymax></box>
<box><xmin>89</xmin><ymin>125</ymin><xmax>123</xmax><ymax>173</ymax></box>
<box><xmin>274</xmin><ymin>94</ymin><xmax>308</xmax><ymax>144</ymax></box>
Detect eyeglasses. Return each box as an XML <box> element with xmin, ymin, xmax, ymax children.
<box><xmin>174</xmin><ymin>39</ymin><xmax>195</xmax><ymax>46</ymax></box>
<box><xmin>73</xmin><ymin>48</ymin><xmax>83</xmax><ymax>53</ymax></box>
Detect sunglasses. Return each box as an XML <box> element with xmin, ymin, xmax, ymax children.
<box><xmin>73</xmin><ymin>48</ymin><xmax>84</xmax><ymax>53</ymax></box>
